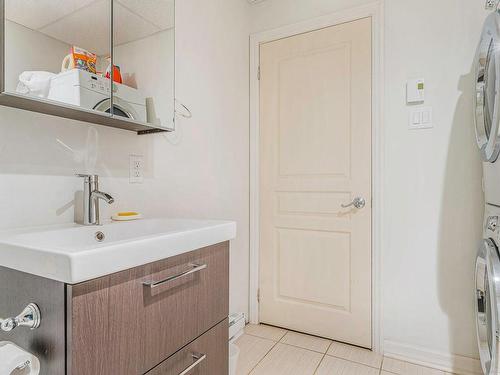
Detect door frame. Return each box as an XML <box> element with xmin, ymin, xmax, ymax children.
<box><xmin>249</xmin><ymin>1</ymin><xmax>385</xmax><ymax>353</ymax></box>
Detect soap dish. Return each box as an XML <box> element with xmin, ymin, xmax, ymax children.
<box><xmin>111</xmin><ymin>212</ymin><xmax>143</xmax><ymax>221</ymax></box>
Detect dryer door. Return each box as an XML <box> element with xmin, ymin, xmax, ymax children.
<box><xmin>476</xmin><ymin>238</ymin><xmax>500</xmax><ymax>374</ymax></box>
<box><xmin>475</xmin><ymin>13</ymin><xmax>500</xmax><ymax>162</ymax></box>
<box><xmin>93</xmin><ymin>97</ymin><xmax>140</xmax><ymax>121</ymax></box>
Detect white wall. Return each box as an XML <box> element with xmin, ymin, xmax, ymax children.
<box><xmin>114</xmin><ymin>29</ymin><xmax>175</xmax><ymax>128</ymax></box>
<box><xmin>382</xmin><ymin>1</ymin><xmax>485</xmax><ymax>369</ymax></box>
<box><xmin>4</xmin><ymin>20</ymin><xmax>70</xmax><ymax>92</ymax></box>
<box><xmin>251</xmin><ymin>0</ymin><xmax>486</xmax><ymax>371</ymax></box>
<box><xmin>0</xmin><ymin>0</ymin><xmax>250</xmax><ymax>317</ymax></box>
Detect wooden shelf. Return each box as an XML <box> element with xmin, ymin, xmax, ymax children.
<box><xmin>0</xmin><ymin>93</ymin><xmax>172</xmax><ymax>135</ymax></box>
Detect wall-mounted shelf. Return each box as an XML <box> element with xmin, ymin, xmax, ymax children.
<box><xmin>0</xmin><ymin>93</ymin><xmax>171</xmax><ymax>135</ymax></box>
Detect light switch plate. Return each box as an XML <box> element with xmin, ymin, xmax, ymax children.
<box><xmin>409</xmin><ymin>107</ymin><xmax>433</xmax><ymax>129</ymax></box>
<box><xmin>129</xmin><ymin>154</ymin><xmax>144</xmax><ymax>183</ymax></box>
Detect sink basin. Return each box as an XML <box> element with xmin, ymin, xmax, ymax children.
<box><xmin>0</xmin><ymin>218</ymin><xmax>236</xmax><ymax>283</ymax></box>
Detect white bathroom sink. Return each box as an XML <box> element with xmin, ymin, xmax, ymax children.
<box><xmin>0</xmin><ymin>218</ymin><xmax>236</xmax><ymax>284</ymax></box>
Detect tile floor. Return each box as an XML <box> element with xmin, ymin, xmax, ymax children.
<box><xmin>234</xmin><ymin>324</ymin><xmax>456</xmax><ymax>375</ymax></box>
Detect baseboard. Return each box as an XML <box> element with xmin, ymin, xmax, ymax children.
<box><xmin>229</xmin><ymin>312</ymin><xmax>246</xmax><ymax>341</ymax></box>
<box><xmin>383</xmin><ymin>340</ymin><xmax>482</xmax><ymax>375</ymax></box>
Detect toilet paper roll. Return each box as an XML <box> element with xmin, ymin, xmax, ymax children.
<box><xmin>0</xmin><ymin>342</ymin><xmax>40</xmax><ymax>375</ymax></box>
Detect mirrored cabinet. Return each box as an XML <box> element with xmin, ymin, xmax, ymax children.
<box><xmin>0</xmin><ymin>0</ymin><xmax>175</xmax><ymax>134</ymax></box>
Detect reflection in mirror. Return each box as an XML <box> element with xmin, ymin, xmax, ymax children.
<box><xmin>4</xmin><ymin>0</ymin><xmax>112</xmax><ymax>115</ymax></box>
<box><xmin>112</xmin><ymin>0</ymin><xmax>175</xmax><ymax>129</ymax></box>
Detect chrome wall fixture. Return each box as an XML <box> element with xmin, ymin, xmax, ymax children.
<box><xmin>175</xmin><ymin>99</ymin><xmax>193</xmax><ymax>119</ymax></box>
<box><xmin>0</xmin><ymin>303</ymin><xmax>41</xmax><ymax>332</ymax></box>
<box><xmin>486</xmin><ymin>0</ymin><xmax>500</xmax><ymax>10</ymax></box>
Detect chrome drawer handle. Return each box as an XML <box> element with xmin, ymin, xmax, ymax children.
<box><xmin>178</xmin><ymin>352</ymin><xmax>207</xmax><ymax>375</ymax></box>
<box><xmin>142</xmin><ymin>263</ymin><xmax>208</xmax><ymax>289</ymax></box>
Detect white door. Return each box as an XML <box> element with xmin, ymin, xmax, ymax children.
<box><xmin>259</xmin><ymin>17</ymin><xmax>372</xmax><ymax>347</ymax></box>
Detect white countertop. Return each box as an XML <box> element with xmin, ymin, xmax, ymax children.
<box><xmin>0</xmin><ymin>218</ymin><xmax>236</xmax><ymax>284</ymax></box>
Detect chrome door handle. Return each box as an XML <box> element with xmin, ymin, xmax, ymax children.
<box><xmin>142</xmin><ymin>263</ymin><xmax>207</xmax><ymax>289</ymax></box>
<box><xmin>178</xmin><ymin>352</ymin><xmax>207</xmax><ymax>375</ymax></box>
<box><xmin>341</xmin><ymin>197</ymin><xmax>366</xmax><ymax>209</ymax></box>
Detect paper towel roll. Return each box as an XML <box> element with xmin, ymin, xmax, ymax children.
<box><xmin>0</xmin><ymin>342</ymin><xmax>39</xmax><ymax>375</ymax></box>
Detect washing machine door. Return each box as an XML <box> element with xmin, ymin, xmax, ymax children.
<box><xmin>475</xmin><ymin>13</ymin><xmax>500</xmax><ymax>162</ymax></box>
<box><xmin>476</xmin><ymin>238</ymin><xmax>500</xmax><ymax>374</ymax></box>
<box><xmin>94</xmin><ymin>97</ymin><xmax>140</xmax><ymax>121</ymax></box>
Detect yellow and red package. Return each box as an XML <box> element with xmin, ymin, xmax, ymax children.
<box><xmin>63</xmin><ymin>46</ymin><xmax>97</xmax><ymax>74</ymax></box>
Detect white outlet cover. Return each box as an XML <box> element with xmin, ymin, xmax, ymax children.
<box><xmin>129</xmin><ymin>155</ymin><xmax>144</xmax><ymax>183</ymax></box>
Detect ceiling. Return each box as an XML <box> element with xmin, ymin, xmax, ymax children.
<box><xmin>6</xmin><ymin>0</ymin><xmax>175</xmax><ymax>55</ymax></box>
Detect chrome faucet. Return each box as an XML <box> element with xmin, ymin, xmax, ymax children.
<box><xmin>76</xmin><ymin>174</ymin><xmax>114</xmax><ymax>225</ymax></box>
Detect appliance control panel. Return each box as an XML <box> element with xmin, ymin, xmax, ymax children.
<box><xmin>85</xmin><ymin>74</ymin><xmax>111</xmax><ymax>94</ymax></box>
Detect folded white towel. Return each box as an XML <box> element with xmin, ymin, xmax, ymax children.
<box><xmin>16</xmin><ymin>71</ymin><xmax>56</xmax><ymax>99</ymax></box>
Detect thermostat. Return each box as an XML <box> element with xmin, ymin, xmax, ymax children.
<box><xmin>407</xmin><ymin>78</ymin><xmax>425</xmax><ymax>104</ymax></box>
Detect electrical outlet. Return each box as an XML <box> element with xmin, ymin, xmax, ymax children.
<box><xmin>129</xmin><ymin>155</ymin><xmax>144</xmax><ymax>183</ymax></box>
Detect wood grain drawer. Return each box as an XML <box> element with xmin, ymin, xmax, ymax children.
<box><xmin>146</xmin><ymin>319</ymin><xmax>228</xmax><ymax>375</ymax></box>
<box><xmin>69</xmin><ymin>242</ymin><xmax>229</xmax><ymax>375</ymax></box>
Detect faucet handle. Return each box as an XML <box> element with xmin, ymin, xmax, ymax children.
<box><xmin>76</xmin><ymin>174</ymin><xmax>98</xmax><ymax>182</ymax></box>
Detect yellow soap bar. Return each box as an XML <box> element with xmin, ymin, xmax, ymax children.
<box><xmin>117</xmin><ymin>212</ymin><xmax>139</xmax><ymax>216</ymax></box>
<box><xmin>111</xmin><ymin>212</ymin><xmax>143</xmax><ymax>221</ymax></box>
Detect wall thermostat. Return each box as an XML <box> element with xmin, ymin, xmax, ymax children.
<box><xmin>407</xmin><ymin>78</ymin><xmax>425</xmax><ymax>104</ymax></box>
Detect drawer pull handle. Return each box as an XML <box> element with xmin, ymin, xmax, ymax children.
<box><xmin>142</xmin><ymin>263</ymin><xmax>208</xmax><ymax>289</ymax></box>
<box><xmin>178</xmin><ymin>352</ymin><xmax>207</xmax><ymax>375</ymax></box>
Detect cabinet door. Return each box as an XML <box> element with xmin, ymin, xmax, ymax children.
<box><xmin>146</xmin><ymin>319</ymin><xmax>228</xmax><ymax>375</ymax></box>
<box><xmin>108</xmin><ymin>242</ymin><xmax>229</xmax><ymax>374</ymax></box>
<box><xmin>70</xmin><ymin>243</ymin><xmax>229</xmax><ymax>375</ymax></box>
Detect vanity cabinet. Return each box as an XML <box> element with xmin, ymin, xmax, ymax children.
<box><xmin>0</xmin><ymin>241</ymin><xmax>230</xmax><ymax>375</ymax></box>
<box><xmin>69</xmin><ymin>241</ymin><xmax>229</xmax><ymax>375</ymax></box>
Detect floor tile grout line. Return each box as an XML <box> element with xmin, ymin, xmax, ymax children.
<box><xmin>324</xmin><ymin>340</ymin><xmax>334</xmax><ymax>354</ymax></box>
<box><xmin>278</xmin><ymin>331</ymin><xmax>288</xmax><ymax>343</ymax></box>
<box><xmin>322</xmin><ymin>352</ymin><xmax>383</xmax><ymax>370</ymax></box>
<box><xmin>379</xmin><ymin>368</ymin><xmax>400</xmax><ymax>375</ymax></box>
<box><xmin>243</xmin><ymin>331</ymin><xmax>285</xmax><ymax>342</ymax></box>
<box><xmin>246</xmin><ymin>338</ymin><xmax>280</xmax><ymax>375</ymax></box>
<box><xmin>278</xmin><ymin>341</ymin><xmax>332</xmax><ymax>355</ymax></box>
<box><xmin>312</xmin><ymin>352</ymin><xmax>328</xmax><ymax>375</ymax></box>
<box><xmin>261</xmin><ymin>323</ymin><xmax>335</xmax><ymax>343</ymax></box>
<box><xmin>279</xmin><ymin>329</ymin><xmax>334</xmax><ymax>355</ymax></box>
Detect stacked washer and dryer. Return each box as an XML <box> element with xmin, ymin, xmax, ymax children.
<box><xmin>475</xmin><ymin>9</ymin><xmax>500</xmax><ymax>375</ymax></box>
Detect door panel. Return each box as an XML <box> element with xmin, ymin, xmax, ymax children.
<box><xmin>259</xmin><ymin>17</ymin><xmax>372</xmax><ymax>347</ymax></box>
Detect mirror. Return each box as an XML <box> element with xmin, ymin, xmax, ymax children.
<box><xmin>112</xmin><ymin>0</ymin><xmax>175</xmax><ymax>129</ymax></box>
<box><xmin>4</xmin><ymin>0</ymin><xmax>112</xmax><ymax>115</ymax></box>
<box><xmin>1</xmin><ymin>0</ymin><xmax>175</xmax><ymax>132</ymax></box>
